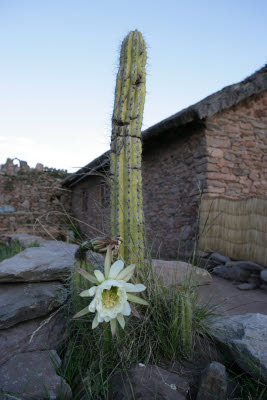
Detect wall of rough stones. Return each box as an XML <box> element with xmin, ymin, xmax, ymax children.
<box><xmin>0</xmin><ymin>159</ymin><xmax>71</xmax><ymax>239</ymax></box>
<box><xmin>204</xmin><ymin>91</ymin><xmax>267</xmax><ymax>199</ymax></box>
<box><xmin>142</xmin><ymin>123</ymin><xmax>206</xmax><ymax>259</ymax></box>
<box><xmin>71</xmin><ymin>174</ymin><xmax>110</xmax><ymax>240</ymax></box>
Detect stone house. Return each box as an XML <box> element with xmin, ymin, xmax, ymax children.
<box><xmin>63</xmin><ymin>66</ymin><xmax>267</xmax><ymax>264</ymax></box>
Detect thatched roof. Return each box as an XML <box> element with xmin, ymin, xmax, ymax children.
<box><xmin>63</xmin><ymin>65</ymin><xmax>267</xmax><ymax>187</ymax></box>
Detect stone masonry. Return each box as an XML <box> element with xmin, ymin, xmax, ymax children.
<box><xmin>205</xmin><ymin>91</ymin><xmax>267</xmax><ymax>199</ymax></box>
<box><xmin>0</xmin><ymin>159</ymin><xmax>71</xmax><ymax>239</ymax></box>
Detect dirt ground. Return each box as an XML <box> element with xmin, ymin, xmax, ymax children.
<box><xmin>197</xmin><ymin>275</ymin><xmax>267</xmax><ymax>315</ymax></box>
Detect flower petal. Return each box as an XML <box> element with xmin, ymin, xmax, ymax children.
<box><xmin>116</xmin><ymin>264</ymin><xmax>135</xmax><ymax>281</ymax></box>
<box><xmin>104</xmin><ymin>245</ymin><xmax>112</xmax><ymax>278</ymax></box>
<box><xmin>77</xmin><ymin>268</ymin><xmax>98</xmax><ymax>284</ymax></box>
<box><xmin>124</xmin><ymin>283</ymin><xmax>146</xmax><ymax>293</ymax></box>
<box><xmin>117</xmin><ymin>313</ymin><xmax>125</xmax><ymax>329</ymax></box>
<box><xmin>92</xmin><ymin>313</ymin><xmax>99</xmax><ymax>329</ymax></box>
<box><xmin>127</xmin><ymin>293</ymin><xmax>149</xmax><ymax>306</ymax></box>
<box><xmin>121</xmin><ymin>300</ymin><xmax>131</xmax><ymax>316</ymax></box>
<box><xmin>72</xmin><ymin>306</ymin><xmax>90</xmax><ymax>319</ymax></box>
<box><xmin>89</xmin><ymin>286</ymin><xmax>97</xmax><ymax>296</ymax></box>
<box><xmin>94</xmin><ymin>269</ymin><xmax>105</xmax><ymax>283</ymax></box>
<box><xmin>110</xmin><ymin>319</ymin><xmax>117</xmax><ymax>337</ymax></box>
<box><xmin>108</xmin><ymin>260</ymin><xmax>124</xmax><ymax>279</ymax></box>
<box><xmin>80</xmin><ymin>289</ymin><xmax>91</xmax><ymax>297</ymax></box>
<box><xmin>89</xmin><ymin>298</ymin><xmax>97</xmax><ymax>312</ymax></box>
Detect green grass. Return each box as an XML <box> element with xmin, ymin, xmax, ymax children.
<box><xmin>227</xmin><ymin>363</ymin><xmax>267</xmax><ymax>400</ymax></box>
<box><xmin>0</xmin><ymin>239</ymin><xmax>40</xmax><ymax>263</ymax></box>
<box><xmin>0</xmin><ymin>240</ymin><xmax>24</xmax><ymax>262</ymax></box>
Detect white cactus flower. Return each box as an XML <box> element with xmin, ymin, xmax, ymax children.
<box><xmin>73</xmin><ymin>246</ymin><xmax>148</xmax><ymax>336</ymax></box>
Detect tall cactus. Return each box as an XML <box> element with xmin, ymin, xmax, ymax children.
<box><xmin>110</xmin><ymin>30</ymin><xmax>147</xmax><ymax>268</ymax></box>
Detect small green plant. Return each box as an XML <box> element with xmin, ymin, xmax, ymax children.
<box><xmin>28</xmin><ymin>240</ymin><xmax>40</xmax><ymax>248</ymax></box>
<box><xmin>227</xmin><ymin>363</ymin><xmax>267</xmax><ymax>400</ymax></box>
<box><xmin>0</xmin><ymin>240</ymin><xmax>24</xmax><ymax>262</ymax></box>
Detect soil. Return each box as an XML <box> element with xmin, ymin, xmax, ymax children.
<box><xmin>197</xmin><ymin>275</ymin><xmax>267</xmax><ymax>315</ymax></box>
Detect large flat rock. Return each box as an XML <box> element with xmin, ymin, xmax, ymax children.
<box><xmin>0</xmin><ymin>245</ymin><xmax>76</xmax><ymax>282</ymax></box>
<box><xmin>0</xmin><ymin>311</ymin><xmax>67</xmax><ymax>366</ymax></box>
<box><xmin>152</xmin><ymin>259</ymin><xmax>212</xmax><ymax>287</ymax></box>
<box><xmin>110</xmin><ymin>364</ymin><xmax>189</xmax><ymax>400</ymax></box>
<box><xmin>0</xmin><ymin>233</ymin><xmax>46</xmax><ymax>247</ymax></box>
<box><xmin>211</xmin><ymin>313</ymin><xmax>267</xmax><ymax>381</ymax></box>
<box><xmin>0</xmin><ymin>281</ymin><xmax>67</xmax><ymax>329</ymax></box>
<box><xmin>0</xmin><ymin>350</ymin><xmax>72</xmax><ymax>400</ymax></box>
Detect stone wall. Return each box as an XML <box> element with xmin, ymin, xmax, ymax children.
<box><xmin>142</xmin><ymin>123</ymin><xmax>206</xmax><ymax>259</ymax></box>
<box><xmin>0</xmin><ymin>159</ymin><xmax>71</xmax><ymax>239</ymax></box>
<box><xmin>71</xmin><ymin>174</ymin><xmax>110</xmax><ymax>240</ymax></box>
<box><xmin>204</xmin><ymin>91</ymin><xmax>267</xmax><ymax>199</ymax></box>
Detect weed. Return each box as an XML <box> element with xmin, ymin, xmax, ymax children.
<box><xmin>0</xmin><ymin>240</ymin><xmax>24</xmax><ymax>262</ymax></box>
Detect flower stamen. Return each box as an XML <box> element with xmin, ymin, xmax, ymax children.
<box><xmin>102</xmin><ymin>287</ymin><xmax>119</xmax><ymax>309</ymax></box>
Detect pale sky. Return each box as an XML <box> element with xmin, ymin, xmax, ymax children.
<box><xmin>0</xmin><ymin>0</ymin><xmax>266</xmax><ymax>172</ymax></box>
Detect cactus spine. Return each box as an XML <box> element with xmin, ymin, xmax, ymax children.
<box><xmin>110</xmin><ymin>30</ymin><xmax>147</xmax><ymax>268</ymax></box>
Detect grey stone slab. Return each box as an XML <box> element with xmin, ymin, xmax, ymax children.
<box><xmin>225</xmin><ymin>260</ymin><xmax>264</xmax><ymax>272</ymax></box>
<box><xmin>0</xmin><ymin>246</ymin><xmax>76</xmax><ymax>282</ymax></box>
<box><xmin>0</xmin><ymin>282</ymin><xmax>67</xmax><ymax>329</ymax></box>
<box><xmin>260</xmin><ymin>269</ymin><xmax>267</xmax><ymax>283</ymax></box>
<box><xmin>210</xmin><ymin>253</ymin><xmax>231</xmax><ymax>264</ymax></box>
<box><xmin>211</xmin><ymin>313</ymin><xmax>267</xmax><ymax>381</ymax></box>
<box><xmin>0</xmin><ymin>350</ymin><xmax>72</xmax><ymax>400</ymax></box>
<box><xmin>213</xmin><ymin>265</ymin><xmax>251</xmax><ymax>282</ymax></box>
<box><xmin>0</xmin><ymin>311</ymin><xmax>67</xmax><ymax>367</ymax></box>
<box><xmin>1</xmin><ymin>233</ymin><xmax>46</xmax><ymax>247</ymax></box>
<box><xmin>152</xmin><ymin>259</ymin><xmax>212</xmax><ymax>287</ymax></box>
<box><xmin>237</xmin><ymin>283</ymin><xmax>258</xmax><ymax>290</ymax></box>
<box><xmin>110</xmin><ymin>364</ymin><xmax>189</xmax><ymax>400</ymax></box>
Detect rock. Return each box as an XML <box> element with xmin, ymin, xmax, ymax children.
<box><xmin>211</xmin><ymin>313</ymin><xmax>267</xmax><ymax>381</ymax></box>
<box><xmin>260</xmin><ymin>269</ymin><xmax>267</xmax><ymax>283</ymax></box>
<box><xmin>35</xmin><ymin>162</ymin><xmax>44</xmax><ymax>171</ymax></box>
<box><xmin>110</xmin><ymin>364</ymin><xmax>189</xmax><ymax>400</ymax></box>
<box><xmin>197</xmin><ymin>361</ymin><xmax>227</xmax><ymax>400</ymax></box>
<box><xmin>197</xmin><ymin>258</ymin><xmax>218</xmax><ymax>272</ymax></box>
<box><xmin>260</xmin><ymin>283</ymin><xmax>267</xmax><ymax>291</ymax></box>
<box><xmin>152</xmin><ymin>260</ymin><xmax>212</xmax><ymax>287</ymax></box>
<box><xmin>210</xmin><ymin>253</ymin><xmax>230</xmax><ymax>264</ymax></box>
<box><xmin>0</xmin><ymin>311</ymin><xmax>67</xmax><ymax>366</ymax></box>
<box><xmin>0</xmin><ymin>350</ymin><xmax>72</xmax><ymax>400</ymax></box>
<box><xmin>0</xmin><ymin>282</ymin><xmax>67</xmax><ymax>329</ymax></box>
<box><xmin>197</xmin><ymin>250</ymin><xmax>210</xmax><ymax>258</ymax></box>
<box><xmin>86</xmin><ymin>250</ymin><xmax>105</xmax><ymax>270</ymax></box>
<box><xmin>213</xmin><ymin>265</ymin><xmax>251</xmax><ymax>282</ymax></box>
<box><xmin>0</xmin><ymin>246</ymin><xmax>76</xmax><ymax>282</ymax></box>
<box><xmin>1</xmin><ymin>233</ymin><xmax>46</xmax><ymax>247</ymax></box>
<box><xmin>237</xmin><ymin>283</ymin><xmax>258</xmax><ymax>290</ymax></box>
<box><xmin>225</xmin><ymin>260</ymin><xmax>264</xmax><ymax>272</ymax></box>
<box><xmin>21</xmin><ymin>199</ymin><xmax>30</xmax><ymax>209</ymax></box>
<box><xmin>39</xmin><ymin>240</ymin><xmax>78</xmax><ymax>253</ymax></box>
